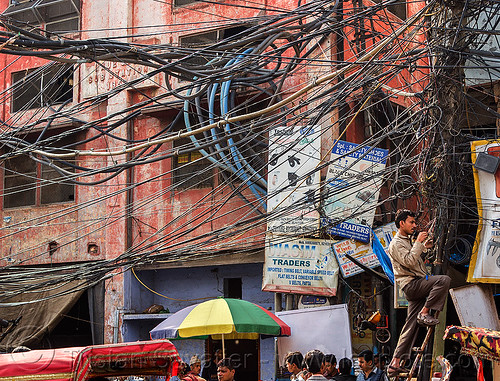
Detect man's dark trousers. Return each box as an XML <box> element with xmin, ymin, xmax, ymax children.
<box><xmin>393</xmin><ymin>275</ymin><xmax>451</xmax><ymax>359</ymax></box>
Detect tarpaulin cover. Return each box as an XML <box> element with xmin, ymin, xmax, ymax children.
<box><xmin>0</xmin><ymin>339</ymin><xmax>181</xmax><ymax>381</ymax></box>
<box><xmin>444</xmin><ymin>325</ymin><xmax>500</xmax><ymax>362</ymax></box>
<box><xmin>0</xmin><ymin>279</ymin><xmax>84</xmax><ymax>351</ymax></box>
<box><xmin>371</xmin><ymin>229</ymin><xmax>394</xmax><ymax>284</ymax></box>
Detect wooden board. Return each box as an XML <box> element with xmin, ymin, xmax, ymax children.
<box><xmin>449</xmin><ymin>284</ymin><xmax>500</xmax><ymax>330</ymax></box>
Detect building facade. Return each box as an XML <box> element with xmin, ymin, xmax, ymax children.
<box><xmin>2</xmin><ymin>0</ymin><xmax>498</xmax><ymax>380</ymax></box>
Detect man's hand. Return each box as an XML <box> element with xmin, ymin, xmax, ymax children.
<box><xmin>416</xmin><ymin>231</ymin><xmax>428</xmax><ymax>242</ymax></box>
<box><xmin>416</xmin><ymin>231</ymin><xmax>433</xmax><ymax>249</ymax></box>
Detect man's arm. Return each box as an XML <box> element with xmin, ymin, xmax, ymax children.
<box><xmin>389</xmin><ymin>238</ymin><xmax>425</xmax><ymax>268</ymax></box>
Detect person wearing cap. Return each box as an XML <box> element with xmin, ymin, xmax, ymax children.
<box><xmin>182</xmin><ymin>356</ymin><xmax>206</xmax><ymax>381</ymax></box>
<box><xmin>189</xmin><ymin>356</ymin><xmax>204</xmax><ymax>379</ymax></box>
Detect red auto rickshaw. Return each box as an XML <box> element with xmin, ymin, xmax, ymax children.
<box><xmin>0</xmin><ymin>339</ymin><xmax>180</xmax><ymax>381</ymax></box>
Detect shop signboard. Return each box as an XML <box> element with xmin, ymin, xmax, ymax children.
<box><xmin>332</xmin><ymin>222</ymin><xmax>397</xmax><ymax>278</ymax></box>
<box><xmin>468</xmin><ymin>140</ymin><xmax>500</xmax><ymax>283</ymax></box>
<box><xmin>267</xmin><ymin>125</ymin><xmax>321</xmax><ymax>235</ymax></box>
<box><xmin>322</xmin><ymin>140</ymin><xmax>389</xmax><ymax>242</ymax></box>
<box><xmin>262</xmin><ymin>233</ymin><xmax>339</xmax><ymax>296</ymax></box>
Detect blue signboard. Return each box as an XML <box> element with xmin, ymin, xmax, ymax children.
<box><xmin>322</xmin><ymin>141</ymin><xmax>389</xmax><ymax>243</ymax></box>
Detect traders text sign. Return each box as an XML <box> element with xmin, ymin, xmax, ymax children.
<box><xmin>262</xmin><ymin>234</ymin><xmax>339</xmax><ymax>296</ymax></box>
<box><xmin>322</xmin><ymin>141</ymin><xmax>388</xmax><ymax>242</ymax></box>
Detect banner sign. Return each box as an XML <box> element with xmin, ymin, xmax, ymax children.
<box><xmin>322</xmin><ymin>141</ymin><xmax>389</xmax><ymax>242</ymax></box>
<box><xmin>262</xmin><ymin>233</ymin><xmax>339</xmax><ymax>296</ymax></box>
<box><xmin>468</xmin><ymin>140</ymin><xmax>500</xmax><ymax>283</ymax></box>
<box><xmin>332</xmin><ymin>223</ymin><xmax>397</xmax><ymax>278</ymax></box>
<box><xmin>267</xmin><ymin>125</ymin><xmax>321</xmax><ymax>235</ymax></box>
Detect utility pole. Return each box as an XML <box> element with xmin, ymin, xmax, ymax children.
<box><xmin>421</xmin><ymin>1</ymin><xmax>469</xmax><ymax>380</ymax></box>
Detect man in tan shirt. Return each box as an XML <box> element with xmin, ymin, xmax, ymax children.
<box><xmin>387</xmin><ymin>210</ymin><xmax>451</xmax><ymax>376</ymax></box>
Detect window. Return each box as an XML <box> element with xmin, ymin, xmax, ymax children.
<box><xmin>223</xmin><ymin>278</ymin><xmax>242</xmax><ymax>299</ymax></box>
<box><xmin>3</xmin><ymin>134</ymin><xmax>77</xmax><ymax>209</ymax></box>
<box><xmin>12</xmin><ymin>64</ymin><xmax>73</xmax><ymax>112</ymax></box>
<box><xmin>3</xmin><ymin>0</ymin><xmax>80</xmax><ymax>34</ymax></box>
<box><xmin>178</xmin><ymin>26</ymin><xmax>247</xmax><ymax>81</ymax></box>
<box><xmin>4</xmin><ymin>154</ymin><xmax>37</xmax><ymax>208</ymax></box>
<box><xmin>173</xmin><ymin>134</ymin><xmax>214</xmax><ymax>189</ymax></box>
<box><xmin>370</xmin><ymin>0</ymin><xmax>406</xmax><ymax>20</ymax></box>
<box><xmin>174</xmin><ymin>0</ymin><xmax>199</xmax><ymax>6</ymax></box>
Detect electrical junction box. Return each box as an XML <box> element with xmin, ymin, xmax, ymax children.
<box><xmin>474</xmin><ymin>152</ymin><xmax>500</xmax><ymax>174</ymax></box>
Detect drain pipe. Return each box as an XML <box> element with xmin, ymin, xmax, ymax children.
<box><xmin>112</xmin><ymin>118</ymin><xmax>135</xmax><ymax>344</ymax></box>
<box><xmin>113</xmin><ymin>307</ymin><xmax>133</xmax><ymax>343</ymax></box>
<box><xmin>113</xmin><ymin>309</ymin><xmax>120</xmax><ymax>343</ymax></box>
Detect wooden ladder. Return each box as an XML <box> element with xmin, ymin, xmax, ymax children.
<box><xmin>393</xmin><ymin>313</ymin><xmax>439</xmax><ymax>381</ymax></box>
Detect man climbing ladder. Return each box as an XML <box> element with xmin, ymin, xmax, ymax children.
<box><xmin>386</xmin><ymin>210</ymin><xmax>451</xmax><ymax>378</ymax></box>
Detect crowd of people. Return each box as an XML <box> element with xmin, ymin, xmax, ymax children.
<box><xmin>285</xmin><ymin>349</ymin><xmax>388</xmax><ymax>381</ymax></box>
<box><xmin>175</xmin><ymin>348</ymin><xmax>388</xmax><ymax>381</ymax></box>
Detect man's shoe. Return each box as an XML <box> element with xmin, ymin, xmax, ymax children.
<box><xmin>416</xmin><ymin>313</ymin><xmax>439</xmax><ymax>326</ymax></box>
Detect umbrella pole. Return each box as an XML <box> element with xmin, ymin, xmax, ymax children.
<box><xmin>222</xmin><ymin>333</ymin><xmax>225</xmax><ymax>358</ymax></box>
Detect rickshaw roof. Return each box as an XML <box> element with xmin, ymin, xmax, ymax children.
<box><xmin>0</xmin><ymin>339</ymin><xmax>180</xmax><ymax>381</ymax></box>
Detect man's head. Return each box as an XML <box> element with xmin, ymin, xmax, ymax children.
<box><xmin>285</xmin><ymin>351</ymin><xmax>304</xmax><ymax>375</ymax></box>
<box><xmin>338</xmin><ymin>358</ymin><xmax>352</xmax><ymax>375</ymax></box>
<box><xmin>358</xmin><ymin>350</ymin><xmax>374</xmax><ymax>374</ymax></box>
<box><xmin>395</xmin><ymin>209</ymin><xmax>417</xmax><ymax>236</ymax></box>
<box><xmin>215</xmin><ymin>349</ymin><xmax>223</xmax><ymax>361</ymax></box>
<box><xmin>190</xmin><ymin>355</ymin><xmax>202</xmax><ymax>375</ymax></box>
<box><xmin>304</xmin><ymin>350</ymin><xmax>325</xmax><ymax>374</ymax></box>
<box><xmin>217</xmin><ymin>358</ymin><xmax>235</xmax><ymax>381</ymax></box>
<box><xmin>323</xmin><ymin>354</ymin><xmax>337</xmax><ymax>375</ymax></box>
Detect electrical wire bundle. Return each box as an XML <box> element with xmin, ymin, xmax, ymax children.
<box><xmin>0</xmin><ymin>0</ymin><xmax>498</xmax><ymax>303</ymax></box>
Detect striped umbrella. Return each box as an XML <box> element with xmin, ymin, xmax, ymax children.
<box><xmin>150</xmin><ymin>298</ymin><xmax>291</xmax><ymax>357</ymax></box>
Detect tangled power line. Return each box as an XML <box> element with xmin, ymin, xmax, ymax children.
<box><xmin>0</xmin><ymin>0</ymin><xmax>498</xmax><ymax>304</ymax></box>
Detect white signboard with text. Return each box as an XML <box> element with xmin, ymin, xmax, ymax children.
<box><xmin>262</xmin><ymin>234</ymin><xmax>339</xmax><ymax>296</ymax></box>
<box><xmin>322</xmin><ymin>141</ymin><xmax>388</xmax><ymax>242</ymax></box>
<box><xmin>267</xmin><ymin>125</ymin><xmax>321</xmax><ymax>235</ymax></box>
<box><xmin>468</xmin><ymin>140</ymin><xmax>500</xmax><ymax>283</ymax></box>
